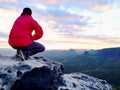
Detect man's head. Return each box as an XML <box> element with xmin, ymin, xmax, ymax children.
<box><xmin>21</xmin><ymin>7</ymin><xmax>32</xmax><ymax>16</ymax></box>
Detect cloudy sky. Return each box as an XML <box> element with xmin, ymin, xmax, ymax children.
<box><xmin>0</xmin><ymin>0</ymin><xmax>120</xmax><ymax>50</ymax></box>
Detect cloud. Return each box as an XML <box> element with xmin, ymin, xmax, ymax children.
<box><xmin>0</xmin><ymin>0</ymin><xmax>18</xmax><ymax>3</ymax></box>
<box><xmin>0</xmin><ymin>0</ymin><xmax>112</xmax><ymax>14</ymax></box>
<box><xmin>0</xmin><ymin>0</ymin><xmax>120</xmax><ymax>49</ymax></box>
<box><xmin>0</xmin><ymin>32</ymin><xmax>8</xmax><ymax>39</ymax></box>
<box><xmin>66</xmin><ymin>0</ymin><xmax>111</xmax><ymax>11</ymax></box>
<box><xmin>0</xmin><ymin>0</ymin><xmax>19</xmax><ymax>9</ymax></box>
<box><xmin>26</xmin><ymin>0</ymin><xmax>111</xmax><ymax>39</ymax></box>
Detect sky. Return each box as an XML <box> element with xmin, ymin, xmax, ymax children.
<box><xmin>0</xmin><ymin>0</ymin><xmax>120</xmax><ymax>50</ymax></box>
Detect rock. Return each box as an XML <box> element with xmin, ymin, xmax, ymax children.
<box><xmin>59</xmin><ymin>73</ymin><xmax>113</xmax><ymax>90</ymax></box>
<box><xmin>0</xmin><ymin>56</ymin><xmax>113</xmax><ymax>90</ymax></box>
<box><xmin>10</xmin><ymin>66</ymin><xmax>58</xmax><ymax>90</ymax></box>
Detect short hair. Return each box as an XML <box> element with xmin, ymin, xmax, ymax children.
<box><xmin>21</xmin><ymin>7</ymin><xmax>32</xmax><ymax>16</ymax></box>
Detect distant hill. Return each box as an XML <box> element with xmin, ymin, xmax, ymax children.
<box><xmin>60</xmin><ymin>47</ymin><xmax>120</xmax><ymax>90</ymax></box>
<box><xmin>37</xmin><ymin>47</ymin><xmax>120</xmax><ymax>90</ymax></box>
<box><xmin>37</xmin><ymin>49</ymin><xmax>84</xmax><ymax>61</ymax></box>
<box><xmin>96</xmin><ymin>47</ymin><xmax>120</xmax><ymax>57</ymax></box>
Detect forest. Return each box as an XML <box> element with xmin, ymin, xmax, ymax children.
<box><xmin>39</xmin><ymin>47</ymin><xmax>120</xmax><ymax>90</ymax></box>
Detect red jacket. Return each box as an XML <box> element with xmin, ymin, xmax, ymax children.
<box><xmin>8</xmin><ymin>15</ymin><xmax>43</xmax><ymax>47</ymax></box>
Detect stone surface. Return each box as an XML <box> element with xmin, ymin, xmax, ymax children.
<box><xmin>0</xmin><ymin>56</ymin><xmax>113</xmax><ymax>90</ymax></box>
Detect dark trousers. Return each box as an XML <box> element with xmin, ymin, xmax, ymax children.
<box><xmin>13</xmin><ymin>42</ymin><xmax>45</xmax><ymax>57</ymax></box>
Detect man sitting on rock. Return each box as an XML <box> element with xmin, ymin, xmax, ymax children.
<box><xmin>8</xmin><ymin>7</ymin><xmax>45</xmax><ymax>60</ymax></box>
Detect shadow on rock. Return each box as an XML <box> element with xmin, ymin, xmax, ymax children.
<box><xmin>10</xmin><ymin>66</ymin><xmax>59</xmax><ymax>90</ymax></box>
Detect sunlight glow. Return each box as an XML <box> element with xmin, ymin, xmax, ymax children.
<box><xmin>0</xmin><ymin>1</ymin><xmax>120</xmax><ymax>50</ymax></box>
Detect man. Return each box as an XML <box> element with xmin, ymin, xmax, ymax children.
<box><xmin>8</xmin><ymin>7</ymin><xmax>45</xmax><ymax>60</ymax></box>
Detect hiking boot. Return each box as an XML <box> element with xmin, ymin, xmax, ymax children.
<box><xmin>16</xmin><ymin>50</ymin><xmax>26</xmax><ymax>61</ymax></box>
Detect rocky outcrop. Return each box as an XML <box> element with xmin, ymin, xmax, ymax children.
<box><xmin>0</xmin><ymin>56</ymin><xmax>113</xmax><ymax>90</ymax></box>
